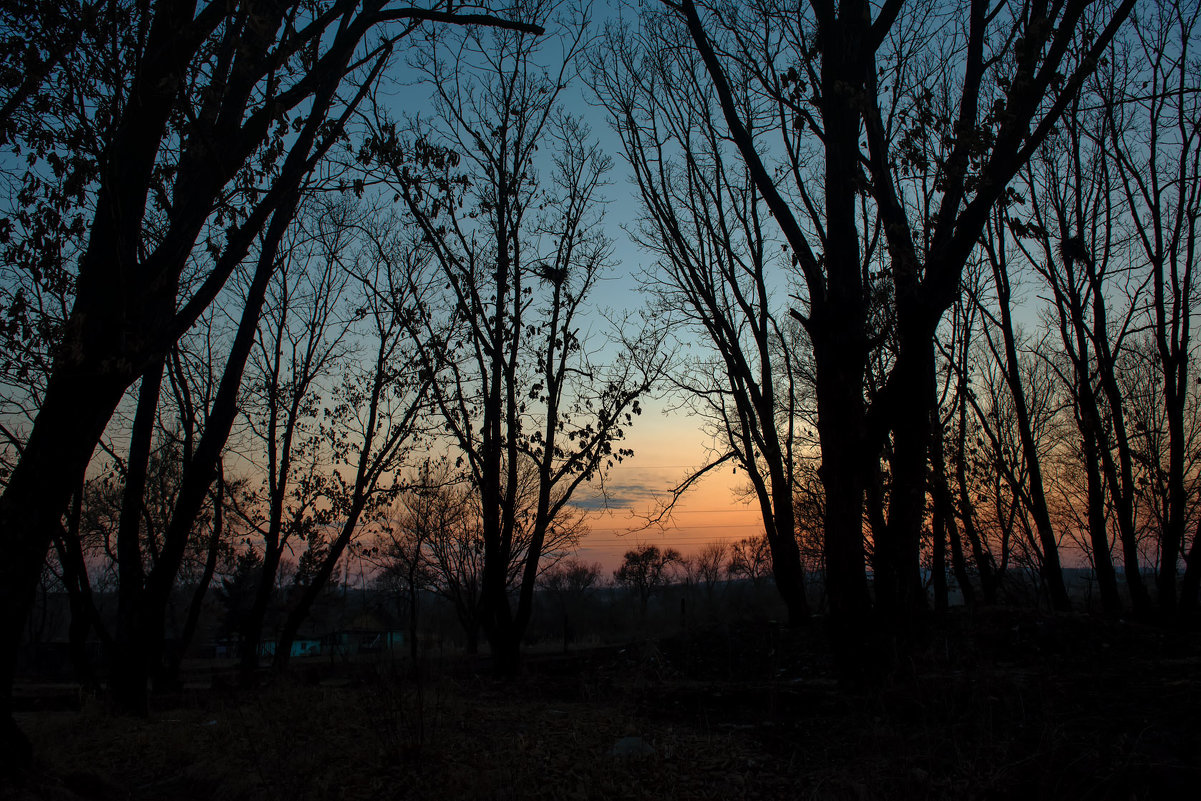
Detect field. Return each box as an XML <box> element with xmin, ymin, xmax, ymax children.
<box><xmin>8</xmin><ymin>609</ymin><xmax>1201</xmax><ymax>800</ymax></box>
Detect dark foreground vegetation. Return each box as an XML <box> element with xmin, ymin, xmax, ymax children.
<box><xmin>9</xmin><ymin>609</ymin><xmax>1200</xmax><ymax>801</ymax></box>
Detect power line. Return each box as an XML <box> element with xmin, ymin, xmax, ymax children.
<box><xmin>585</xmin><ymin>522</ymin><xmax>763</xmax><ymax>533</ymax></box>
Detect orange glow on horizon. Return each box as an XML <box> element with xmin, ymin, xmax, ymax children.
<box><xmin>572</xmin><ymin>405</ymin><xmax>767</xmax><ymax>573</ymax></box>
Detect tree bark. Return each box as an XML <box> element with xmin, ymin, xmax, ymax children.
<box><xmin>112</xmin><ymin>358</ymin><xmax>167</xmax><ymax>715</ymax></box>
<box><xmin>954</xmin><ymin>381</ymin><xmax>997</xmax><ymax>603</ymax></box>
<box><xmin>930</xmin><ymin>412</ymin><xmax>959</xmax><ymax>611</ymax></box>
<box><xmin>168</xmin><ymin>473</ymin><xmax>226</xmax><ymax>685</ymax></box>
<box><xmin>1077</xmin><ymin>385</ymin><xmax>1122</xmax><ymax>617</ymax></box>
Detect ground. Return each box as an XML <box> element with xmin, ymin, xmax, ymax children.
<box><xmin>5</xmin><ymin>609</ymin><xmax>1200</xmax><ymax>800</ymax></box>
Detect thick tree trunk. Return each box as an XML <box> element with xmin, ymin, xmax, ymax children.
<box><xmin>0</xmin><ymin>347</ymin><xmax>139</xmax><ymax>767</ymax></box>
<box><xmin>239</xmin><ymin>544</ymin><xmax>283</xmax><ymax>685</ymax></box>
<box><xmin>112</xmin><ymin>359</ymin><xmax>167</xmax><ymax>715</ymax></box>
<box><xmin>1158</xmin><ymin>378</ymin><xmax>1187</xmax><ymax>613</ymax></box>
<box><xmin>760</xmin><ymin>469</ymin><xmax>811</xmax><ymax>626</ymax></box>
<box><xmin>814</xmin><ymin>337</ymin><xmax>873</xmax><ymax>681</ymax></box>
<box><xmin>877</xmin><ymin>336</ymin><xmax>935</xmax><ymax>622</ymax></box>
<box><xmin>1180</xmin><ymin>521</ymin><xmax>1201</xmax><ymax>618</ymax></box>
<box><xmin>168</xmin><ymin>479</ymin><xmax>225</xmax><ymax>685</ymax></box>
<box><xmin>811</xmin><ymin>8</ymin><xmax>875</xmax><ymax>680</ymax></box>
<box><xmin>118</xmin><ymin>199</ymin><xmax>289</xmax><ymax>705</ymax></box>
<box><xmin>0</xmin><ymin>4</ymin><xmax>202</xmax><ymax>724</ymax></box>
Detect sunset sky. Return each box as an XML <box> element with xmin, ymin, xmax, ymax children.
<box><xmin>568</xmin><ymin>399</ymin><xmax>767</xmax><ymax>572</ymax></box>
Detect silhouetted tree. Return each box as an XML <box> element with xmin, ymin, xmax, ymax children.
<box><xmin>539</xmin><ymin>557</ymin><xmax>602</xmax><ymax>650</ymax></box>
<box><xmin>272</xmin><ymin>226</ymin><xmax>430</xmax><ymax>671</ymax></box>
<box><xmin>1010</xmin><ymin>104</ymin><xmax>1136</xmax><ymax>616</ymax></box>
<box><xmin>978</xmin><ymin>214</ymin><xmax>1073</xmax><ymax>611</ymax></box>
<box><xmin>1098</xmin><ymin>1</ymin><xmax>1201</xmax><ymax>615</ymax></box>
<box><xmin>594</xmin><ymin>25</ymin><xmax>814</xmax><ymax>625</ymax></box>
<box><xmin>632</xmin><ymin>0</ymin><xmax>1135</xmax><ymax>677</ymax></box>
<box><xmin>236</xmin><ymin>199</ymin><xmax>353</xmax><ymax>684</ymax></box>
<box><xmin>365</xmin><ymin>0</ymin><xmax>664</xmax><ymax>673</ymax></box>
<box><xmin>727</xmin><ymin>535</ymin><xmax>771</xmax><ymax>589</ymax></box>
<box><xmin>614</xmin><ymin>544</ymin><xmax>681</xmax><ymax>617</ymax></box>
<box><xmin>368</xmin><ymin>464</ymin><xmax>447</xmax><ymax>664</ymax></box>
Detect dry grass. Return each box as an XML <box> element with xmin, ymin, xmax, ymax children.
<box><xmin>9</xmin><ymin>610</ymin><xmax>1201</xmax><ymax>800</ymax></box>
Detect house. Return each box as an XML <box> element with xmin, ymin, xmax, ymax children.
<box><xmin>258</xmin><ymin>636</ymin><xmax>323</xmax><ymax>659</ymax></box>
<box><xmin>324</xmin><ymin>610</ymin><xmax>404</xmax><ymax>658</ymax></box>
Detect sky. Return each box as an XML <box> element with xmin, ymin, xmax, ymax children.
<box><xmin>568</xmin><ymin>398</ymin><xmax>768</xmax><ymax>572</ymax></box>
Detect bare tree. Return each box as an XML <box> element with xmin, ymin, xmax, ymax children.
<box><xmin>939</xmin><ymin>276</ymin><xmax>1008</xmax><ymax>603</ymax></box>
<box><xmin>977</xmin><ymin>213</ymin><xmax>1072</xmax><ymax>610</ymax></box>
<box><xmin>692</xmin><ymin>541</ymin><xmax>728</xmax><ymax>604</ymax></box>
<box><xmin>1100</xmin><ymin>0</ymin><xmax>1201</xmax><ymax>614</ymax></box>
<box><xmin>1008</xmin><ymin>98</ymin><xmax>1152</xmax><ymax>616</ymax></box>
<box><xmin>727</xmin><ymin>535</ymin><xmax>772</xmax><ymax>589</ymax></box>
<box><xmin>594</xmin><ymin>19</ymin><xmax>814</xmax><ymax>625</ymax></box>
<box><xmin>235</xmin><ymin>199</ymin><xmax>353</xmax><ymax>684</ymax></box>
<box><xmin>614</xmin><ymin>544</ymin><xmax>682</xmax><ymax>617</ymax></box>
<box><xmin>419</xmin><ymin>481</ymin><xmax>486</xmax><ymax>653</ymax></box>
<box><xmin>539</xmin><ymin>557</ymin><xmax>603</xmax><ymax>651</ymax></box>
<box><xmin>364</xmin><ymin>0</ymin><xmax>663</xmax><ymax>673</ymax></box>
<box><xmin>272</xmin><ymin>224</ymin><xmax>430</xmax><ymax>671</ymax></box>
<box><xmin>368</xmin><ymin>463</ymin><xmax>450</xmax><ymax>664</ymax></box>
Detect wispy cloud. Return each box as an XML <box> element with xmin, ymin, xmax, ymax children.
<box><xmin>567</xmin><ymin>466</ymin><xmax>684</xmax><ymax>511</ymax></box>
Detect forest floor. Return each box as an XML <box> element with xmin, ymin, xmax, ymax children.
<box><xmin>6</xmin><ymin>608</ymin><xmax>1201</xmax><ymax>800</ymax></box>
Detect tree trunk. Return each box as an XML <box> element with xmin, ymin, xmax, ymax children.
<box><xmin>953</xmin><ymin>379</ymin><xmax>996</xmax><ymax>604</ymax></box>
<box><xmin>1081</xmin><ymin>417</ymin><xmax>1122</xmax><ymax>617</ymax></box>
<box><xmin>112</xmin><ymin>358</ymin><xmax>167</xmax><ymax>715</ymax></box>
<box><xmin>1180</xmin><ymin>520</ymin><xmax>1201</xmax><ymax>618</ymax></box>
<box><xmin>932</xmin><ymin>409</ymin><xmax>973</xmax><ymax>607</ymax></box>
<box><xmin>992</xmin><ymin>264</ymin><xmax>1070</xmax><ymax>611</ymax></box>
<box><xmin>0</xmin><ymin>278</ymin><xmax>165</xmax><ymax>766</ymax></box>
<box><xmin>762</xmin><ymin>463</ymin><xmax>811</xmax><ymax>626</ymax></box>
<box><xmin>239</xmin><ymin>544</ymin><xmax>283</xmax><ymax>685</ymax></box>
<box><xmin>813</xmin><ymin>335</ymin><xmax>874</xmax><ymax>681</ymax></box>
<box><xmin>1094</xmin><ymin>418</ymin><xmax>1153</xmax><ymax>617</ymax></box>
<box><xmin>878</xmin><ymin>335</ymin><xmax>935</xmax><ymax>622</ymax></box>
<box><xmin>1158</xmin><ymin>375</ymin><xmax>1187</xmax><ymax>613</ymax></box>
<box><xmin>163</xmin><ymin>474</ymin><xmax>226</xmax><ymax>686</ymax></box>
